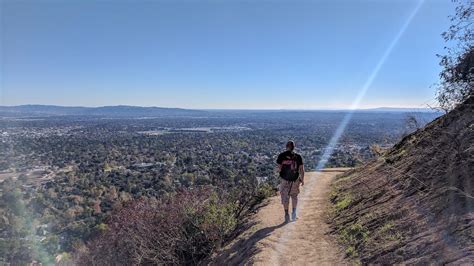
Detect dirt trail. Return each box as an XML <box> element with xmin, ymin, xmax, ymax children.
<box><xmin>213</xmin><ymin>169</ymin><xmax>350</xmax><ymax>265</ymax></box>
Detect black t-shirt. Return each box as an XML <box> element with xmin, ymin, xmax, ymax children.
<box><xmin>276</xmin><ymin>151</ymin><xmax>303</xmax><ymax>168</ymax></box>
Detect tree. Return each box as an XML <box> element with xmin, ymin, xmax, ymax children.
<box><xmin>437</xmin><ymin>0</ymin><xmax>473</xmax><ymax>111</ymax></box>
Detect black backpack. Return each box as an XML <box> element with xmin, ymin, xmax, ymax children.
<box><xmin>280</xmin><ymin>154</ymin><xmax>299</xmax><ymax>181</ymax></box>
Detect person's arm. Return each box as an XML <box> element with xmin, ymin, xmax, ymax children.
<box><xmin>276</xmin><ymin>154</ymin><xmax>283</xmax><ymax>172</ymax></box>
<box><xmin>299</xmin><ymin>164</ymin><xmax>305</xmax><ymax>186</ymax></box>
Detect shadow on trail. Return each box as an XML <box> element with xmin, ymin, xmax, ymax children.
<box><xmin>211</xmin><ymin>222</ymin><xmax>287</xmax><ymax>265</ymax></box>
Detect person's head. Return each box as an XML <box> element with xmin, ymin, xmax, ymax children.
<box><xmin>286</xmin><ymin>140</ymin><xmax>295</xmax><ymax>151</ymax></box>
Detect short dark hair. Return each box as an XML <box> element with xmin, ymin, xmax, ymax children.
<box><xmin>286</xmin><ymin>140</ymin><xmax>295</xmax><ymax>151</ymax></box>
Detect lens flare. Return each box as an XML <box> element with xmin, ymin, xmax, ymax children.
<box><xmin>270</xmin><ymin>1</ymin><xmax>425</xmax><ymax>263</ymax></box>
<box><xmin>316</xmin><ymin>0</ymin><xmax>425</xmax><ymax>170</ymax></box>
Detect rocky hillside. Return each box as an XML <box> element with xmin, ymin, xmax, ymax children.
<box><xmin>330</xmin><ymin>97</ymin><xmax>473</xmax><ymax>264</ymax></box>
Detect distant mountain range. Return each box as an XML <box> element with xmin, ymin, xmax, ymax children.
<box><xmin>0</xmin><ymin>105</ymin><xmax>206</xmax><ymax>117</ymax></box>
<box><xmin>359</xmin><ymin>107</ymin><xmax>440</xmax><ymax>113</ymax></box>
<box><xmin>361</xmin><ymin>107</ymin><xmax>440</xmax><ymax>113</ymax></box>
<box><xmin>0</xmin><ymin>105</ymin><xmax>440</xmax><ymax>117</ymax></box>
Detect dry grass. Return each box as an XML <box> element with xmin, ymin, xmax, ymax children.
<box><xmin>329</xmin><ymin>97</ymin><xmax>474</xmax><ymax>264</ymax></box>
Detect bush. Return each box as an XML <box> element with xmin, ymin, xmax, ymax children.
<box><xmin>255</xmin><ymin>182</ymin><xmax>276</xmax><ymax>201</ymax></box>
<box><xmin>334</xmin><ymin>196</ymin><xmax>352</xmax><ymax>212</ymax></box>
<box><xmin>340</xmin><ymin>223</ymin><xmax>369</xmax><ymax>257</ymax></box>
<box><xmin>76</xmin><ymin>188</ymin><xmax>240</xmax><ymax>265</ymax></box>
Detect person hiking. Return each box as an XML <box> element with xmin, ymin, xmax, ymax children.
<box><xmin>277</xmin><ymin>140</ymin><xmax>305</xmax><ymax>223</ymax></box>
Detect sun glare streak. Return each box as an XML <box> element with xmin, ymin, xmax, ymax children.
<box><xmin>315</xmin><ymin>0</ymin><xmax>425</xmax><ymax>170</ymax></box>
<box><xmin>270</xmin><ymin>1</ymin><xmax>425</xmax><ymax>263</ymax></box>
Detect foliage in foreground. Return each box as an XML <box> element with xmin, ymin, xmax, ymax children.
<box><xmin>76</xmin><ymin>184</ymin><xmax>274</xmax><ymax>265</ymax></box>
<box><xmin>437</xmin><ymin>0</ymin><xmax>473</xmax><ymax>111</ymax></box>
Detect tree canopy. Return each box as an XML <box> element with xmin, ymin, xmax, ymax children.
<box><xmin>437</xmin><ymin>0</ymin><xmax>473</xmax><ymax>111</ymax></box>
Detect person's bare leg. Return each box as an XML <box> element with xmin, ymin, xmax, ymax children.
<box><xmin>281</xmin><ymin>191</ymin><xmax>290</xmax><ymax>223</ymax></box>
<box><xmin>291</xmin><ymin>195</ymin><xmax>298</xmax><ymax>210</ymax></box>
<box><xmin>291</xmin><ymin>195</ymin><xmax>298</xmax><ymax>221</ymax></box>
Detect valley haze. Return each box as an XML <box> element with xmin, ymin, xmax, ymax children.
<box><xmin>0</xmin><ymin>104</ymin><xmax>440</xmax><ymax>117</ymax></box>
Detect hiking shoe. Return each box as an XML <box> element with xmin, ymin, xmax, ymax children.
<box><xmin>284</xmin><ymin>213</ymin><xmax>290</xmax><ymax>223</ymax></box>
<box><xmin>291</xmin><ymin>211</ymin><xmax>297</xmax><ymax>221</ymax></box>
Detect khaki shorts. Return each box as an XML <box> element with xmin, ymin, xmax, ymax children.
<box><xmin>279</xmin><ymin>179</ymin><xmax>301</xmax><ymax>204</ymax></box>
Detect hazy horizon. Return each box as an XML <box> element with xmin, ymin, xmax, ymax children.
<box><xmin>0</xmin><ymin>103</ymin><xmax>440</xmax><ymax>112</ymax></box>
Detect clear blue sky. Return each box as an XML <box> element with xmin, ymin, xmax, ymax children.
<box><xmin>1</xmin><ymin>0</ymin><xmax>453</xmax><ymax>109</ymax></box>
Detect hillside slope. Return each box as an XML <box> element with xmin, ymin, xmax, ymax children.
<box><xmin>330</xmin><ymin>97</ymin><xmax>473</xmax><ymax>264</ymax></box>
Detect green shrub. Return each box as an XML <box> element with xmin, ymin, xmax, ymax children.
<box><xmin>255</xmin><ymin>182</ymin><xmax>276</xmax><ymax>201</ymax></box>
<box><xmin>378</xmin><ymin>221</ymin><xmax>403</xmax><ymax>242</ymax></box>
<box><xmin>340</xmin><ymin>223</ymin><xmax>369</xmax><ymax>257</ymax></box>
<box><xmin>335</xmin><ymin>195</ymin><xmax>352</xmax><ymax>212</ymax></box>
